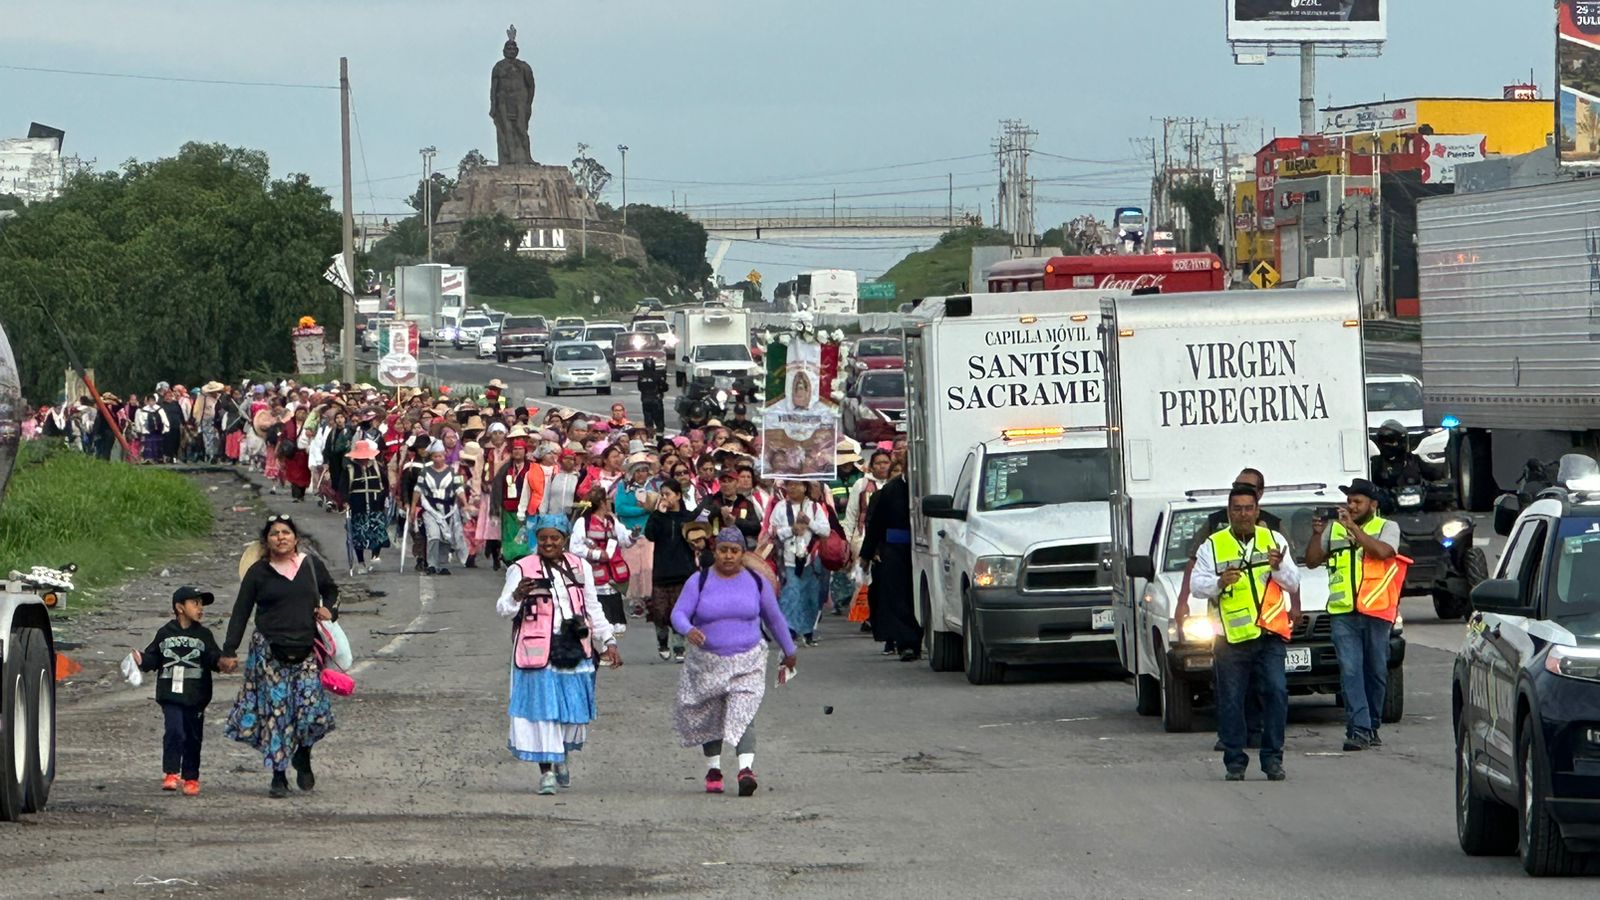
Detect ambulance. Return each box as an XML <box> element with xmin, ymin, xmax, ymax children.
<box><xmin>906</xmin><ymin>291</ymin><xmax>1121</xmax><ymax>685</ymax></box>
<box><xmin>1099</xmin><ymin>290</ymin><xmax>1406</xmax><ymax>731</ymax></box>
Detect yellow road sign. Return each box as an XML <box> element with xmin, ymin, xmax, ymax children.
<box><xmin>747</xmin><ymin>269</ymin><xmax>762</xmax><ymax>284</ymax></box>
<box><xmin>1249</xmin><ymin>261</ymin><xmax>1280</xmax><ymax>290</ymax></box>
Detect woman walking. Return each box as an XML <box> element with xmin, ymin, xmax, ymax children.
<box><xmin>221</xmin><ymin>515</ymin><xmax>338</xmax><ymax>798</ymax></box>
<box><xmin>344</xmin><ymin>438</ymin><xmax>389</xmax><ymax>575</ymax></box>
<box><xmin>763</xmin><ymin>480</ymin><xmax>831</xmax><ymax>647</ymax></box>
<box><xmin>496</xmin><ymin>514</ymin><xmax>622</xmax><ymax>795</ymax></box>
<box><xmin>280</xmin><ymin>407</ymin><xmax>312</xmax><ymax>501</ymax></box>
<box><xmin>570</xmin><ymin>485</ymin><xmax>635</xmax><ymax>634</ymax></box>
<box><xmin>645</xmin><ymin>480</ymin><xmax>701</xmax><ymax>661</ymax></box>
<box><xmin>416</xmin><ymin>439</ymin><xmax>466</xmax><ymax>575</ymax></box>
<box><xmin>672</xmin><ymin>527</ymin><xmax>796</xmax><ymax>796</ymax></box>
<box><xmin>490</xmin><ymin>433</ymin><xmax>540</xmax><ymax>565</ymax></box>
<box><xmin>614</xmin><ymin>453</ymin><xmax>656</xmax><ymax>618</ymax></box>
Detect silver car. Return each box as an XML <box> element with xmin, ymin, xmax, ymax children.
<box><xmin>543</xmin><ymin>341</ymin><xmax>612</xmax><ymax>396</ymax></box>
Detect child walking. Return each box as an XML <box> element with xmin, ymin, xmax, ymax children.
<box><xmin>135</xmin><ymin>586</ymin><xmax>228</xmax><ymax>796</ymax></box>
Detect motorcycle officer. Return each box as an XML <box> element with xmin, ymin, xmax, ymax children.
<box><xmin>1369</xmin><ymin>420</ymin><xmax>1422</xmax><ymax>512</ymax></box>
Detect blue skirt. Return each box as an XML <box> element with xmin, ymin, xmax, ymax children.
<box><xmin>507</xmin><ymin>660</ymin><xmax>598</xmax><ymax>763</ymax></box>
<box><xmin>778</xmin><ymin>559</ymin><xmax>823</xmax><ymax>636</ymax></box>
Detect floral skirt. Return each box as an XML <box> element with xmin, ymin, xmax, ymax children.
<box><xmin>224</xmin><ymin>633</ymin><xmax>335</xmax><ymax>772</ymax></box>
<box><xmin>348</xmin><ymin>508</ymin><xmax>390</xmax><ymax>552</ymax></box>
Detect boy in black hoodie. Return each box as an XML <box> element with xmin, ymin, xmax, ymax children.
<box><xmin>135</xmin><ymin>586</ymin><xmax>225</xmax><ymax>796</ymax></box>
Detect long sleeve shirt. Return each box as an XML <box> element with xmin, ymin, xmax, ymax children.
<box><xmin>569</xmin><ymin>514</ymin><xmax>635</xmax><ymax>566</ymax></box>
<box><xmin>842</xmin><ymin>474</ymin><xmax>886</xmax><ymax>543</ymax></box>
<box><xmin>494</xmin><ymin>554</ymin><xmax>616</xmax><ymax>648</ymax></box>
<box><xmin>138</xmin><ymin>620</ymin><xmax>223</xmax><ymax>707</ymax></box>
<box><xmin>671</xmin><ymin>566</ymin><xmax>797</xmax><ymax>657</ymax></box>
<box><xmin>763</xmin><ymin>498</ymin><xmax>831</xmax><ymax>566</ymax></box>
<box><xmin>1190</xmin><ymin>528</ymin><xmax>1301</xmax><ymax>609</ymax></box>
<box><xmin>223</xmin><ymin>554</ymin><xmax>339</xmax><ymax>657</ymax></box>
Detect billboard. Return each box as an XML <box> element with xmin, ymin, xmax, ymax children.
<box><xmin>1417</xmin><ymin>135</ymin><xmax>1487</xmax><ymax>185</ymax></box>
<box><xmin>1321</xmin><ymin>100</ymin><xmax>1417</xmax><ymax>135</ymax></box>
<box><xmin>1228</xmin><ymin>0</ymin><xmax>1387</xmax><ymax>44</ymax></box>
<box><xmin>1560</xmin><ymin>1</ymin><xmax>1600</xmax><ymax>167</ymax></box>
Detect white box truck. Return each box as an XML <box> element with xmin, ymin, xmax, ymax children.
<box><xmin>907</xmin><ymin>291</ymin><xmax>1121</xmax><ymax>684</ymax></box>
<box><xmin>677</xmin><ymin>308</ymin><xmax>760</xmax><ymax>388</ymax></box>
<box><xmin>1417</xmin><ymin>178</ymin><xmax>1600</xmax><ymax>510</ymax></box>
<box><xmin>1100</xmin><ymin>290</ymin><xmax>1405</xmax><ymax>731</ymax></box>
<box><xmin>796</xmin><ymin>269</ymin><xmax>858</xmax><ymax>316</ymax></box>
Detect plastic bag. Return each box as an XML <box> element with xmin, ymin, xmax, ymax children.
<box><xmin>317</xmin><ymin>621</ymin><xmax>354</xmax><ymax>672</ymax></box>
<box><xmin>120</xmin><ymin>652</ymin><xmax>143</xmax><ymax>687</ymax></box>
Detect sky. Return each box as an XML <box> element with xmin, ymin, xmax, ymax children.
<box><xmin>0</xmin><ymin>0</ymin><xmax>1554</xmax><ymax>287</ymax></box>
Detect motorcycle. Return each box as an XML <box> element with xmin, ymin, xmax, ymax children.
<box><xmin>1430</xmin><ymin>514</ymin><xmax>1486</xmax><ymax>621</ymax></box>
<box><xmin>675</xmin><ymin>375</ymin><xmax>759</xmax><ymax>431</ymax></box>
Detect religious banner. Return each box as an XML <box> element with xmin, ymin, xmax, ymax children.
<box><xmin>292</xmin><ymin>317</ymin><xmax>326</xmax><ymax>375</ymax></box>
<box><xmin>377</xmin><ymin>319</ymin><xmax>420</xmax><ymax>388</ymax></box>
<box><xmin>760</xmin><ymin>327</ymin><xmax>844</xmax><ymax>480</ymax></box>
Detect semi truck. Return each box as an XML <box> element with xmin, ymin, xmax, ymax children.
<box><xmin>0</xmin><ymin>324</ymin><xmax>62</xmax><ymax>821</ymax></box>
<box><xmin>1417</xmin><ymin>178</ymin><xmax>1600</xmax><ymax>510</ymax></box>
<box><xmin>906</xmin><ymin>290</ymin><xmax>1121</xmax><ymax>684</ymax></box>
<box><xmin>1100</xmin><ymin>290</ymin><xmax>1404</xmax><ymax>731</ymax></box>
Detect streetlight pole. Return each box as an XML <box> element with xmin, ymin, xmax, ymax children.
<box><xmin>617</xmin><ymin>144</ymin><xmax>629</xmax><ymax>226</ymax></box>
<box><xmin>577</xmin><ymin>142</ymin><xmax>589</xmax><ymax>259</ymax></box>
<box><xmin>419</xmin><ymin>145</ymin><xmax>437</xmax><ymax>263</ymax></box>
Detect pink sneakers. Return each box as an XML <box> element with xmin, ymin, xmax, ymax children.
<box><xmin>704</xmin><ymin>768</ymin><xmax>724</xmax><ymax>794</ymax></box>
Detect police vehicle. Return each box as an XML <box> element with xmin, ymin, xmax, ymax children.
<box><xmin>1454</xmin><ymin>454</ymin><xmax>1600</xmax><ymax>876</ymax></box>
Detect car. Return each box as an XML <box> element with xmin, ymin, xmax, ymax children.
<box><xmin>495</xmin><ymin>314</ymin><xmax>549</xmax><ymax>363</ymax></box>
<box><xmin>453</xmin><ymin>312</ymin><xmax>494</xmax><ymax>350</ymax></box>
<box><xmin>629</xmin><ymin>316</ymin><xmax>677</xmax><ymax>358</ymax></box>
<box><xmin>544</xmin><ymin>341</ymin><xmax>612</xmax><ymax>396</ymax></box>
<box><xmin>554</xmin><ymin>316</ymin><xmax>586</xmax><ymax>331</ymax></box>
<box><xmin>612</xmin><ymin>330</ymin><xmax>666</xmax><ymax>380</ymax></box>
<box><xmin>842</xmin><ymin>368</ymin><xmax>906</xmax><ymax>444</ymax></box>
<box><xmin>551</xmin><ymin>324</ymin><xmax>584</xmax><ymax>344</ymax></box>
<box><xmin>637</xmin><ymin>297</ymin><xmax>664</xmax><ymax>312</ymax></box>
<box><xmin>1453</xmin><ymin>453</ymin><xmax>1600</xmax><ymax>875</ymax></box>
<box><xmin>1366</xmin><ymin>373</ymin><xmax>1446</xmax><ymax>480</ymax></box>
<box><xmin>476</xmin><ymin>328</ymin><xmax>498</xmax><ymax>359</ymax></box>
<box><xmin>849</xmin><ymin>335</ymin><xmax>904</xmax><ymax>377</ymax></box>
<box><xmin>582</xmin><ymin>323</ymin><xmax>626</xmax><ymax>361</ymax></box>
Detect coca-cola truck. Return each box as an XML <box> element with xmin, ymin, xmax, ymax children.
<box><xmin>984</xmin><ymin>253</ymin><xmax>1226</xmax><ymax>294</ymax></box>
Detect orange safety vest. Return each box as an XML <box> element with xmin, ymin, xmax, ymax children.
<box><xmin>1326</xmin><ymin>516</ymin><xmax>1410</xmax><ymax>623</ymax></box>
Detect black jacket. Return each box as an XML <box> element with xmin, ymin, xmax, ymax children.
<box><xmin>637</xmin><ymin>370</ymin><xmax>668</xmax><ymax>402</ymax></box>
<box><xmin>645</xmin><ymin>506</ymin><xmax>700</xmax><ymax>584</ymax></box>
<box><xmin>223</xmin><ymin>554</ymin><xmax>339</xmax><ymax>659</ymax></box>
<box><xmin>138</xmin><ymin>620</ymin><xmax>224</xmax><ymax>707</ymax></box>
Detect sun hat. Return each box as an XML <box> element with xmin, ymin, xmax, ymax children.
<box><xmin>348</xmin><ymin>439</ymin><xmax>379</xmax><ymax>460</ymax></box>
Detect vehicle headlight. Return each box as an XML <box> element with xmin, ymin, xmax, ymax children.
<box><xmin>1545</xmin><ymin>645</ymin><xmax>1600</xmax><ymax>682</ymax></box>
<box><xmin>972</xmin><ymin>556</ymin><xmax>1021</xmax><ymax>589</ymax></box>
<box><xmin>1438</xmin><ymin>517</ymin><xmax>1471</xmax><ymax>542</ymax></box>
<box><xmin>1181</xmin><ymin>617</ymin><xmax>1217</xmax><ymax>643</ymax></box>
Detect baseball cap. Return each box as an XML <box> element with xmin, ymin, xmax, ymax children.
<box><xmin>172</xmin><ymin>586</ymin><xmax>215</xmax><ymax>607</ymax></box>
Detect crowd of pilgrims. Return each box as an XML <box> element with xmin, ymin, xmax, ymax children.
<box><xmin>56</xmin><ymin>374</ymin><xmax>924</xmax><ymax>797</ymax></box>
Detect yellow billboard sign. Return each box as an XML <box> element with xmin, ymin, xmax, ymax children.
<box><xmin>1275</xmin><ymin>155</ymin><xmax>1346</xmax><ymax>177</ymax></box>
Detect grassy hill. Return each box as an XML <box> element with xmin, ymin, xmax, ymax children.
<box><xmin>479</xmin><ymin>257</ymin><xmax>690</xmax><ymax>318</ymax></box>
<box><xmin>868</xmin><ymin>226</ymin><xmax>1009</xmax><ymax>311</ymax></box>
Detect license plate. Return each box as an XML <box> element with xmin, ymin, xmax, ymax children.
<box><xmin>1091</xmin><ymin>608</ymin><xmax>1114</xmax><ymax>631</ymax></box>
<box><xmin>1285</xmin><ymin>647</ymin><xmax>1311</xmax><ymax>672</ymax></box>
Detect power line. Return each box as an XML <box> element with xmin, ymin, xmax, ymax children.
<box><xmin>346</xmin><ymin>87</ymin><xmax>379</xmax><ymax>220</ymax></box>
<box><xmin>0</xmin><ymin>62</ymin><xmax>336</xmax><ymax>90</ymax></box>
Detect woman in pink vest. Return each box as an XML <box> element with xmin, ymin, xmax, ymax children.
<box><xmin>496</xmin><ymin>514</ymin><xmax>622</xmax><ymax>795</ymax></box>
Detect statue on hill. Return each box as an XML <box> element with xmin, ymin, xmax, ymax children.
<box><xmin>490</xmin><ymin>25</ymin><xmax>536</xmax><ymax>165</ymax></box>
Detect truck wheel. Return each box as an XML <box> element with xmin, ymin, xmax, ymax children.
<box><xmin>924</xmin><ymin>595</ymin><xmax>961</xmax><ymax>672</ymax></box>
<box><xmin>0</xmin><ymin>629</ymin><xmax>28</xmax><ymax>821</ymax></box>
<box><xmin>1458</xmin><ymin>431</ymin><xmax>1497</xmax><ymax>512</ymax></box>
<box><xmin>962</xmin><ymin>591</ymin><xmax>1003</xmax><ymax>685</ymax></box>
<box><xmin>1519</xmin><ymin>720</ymin><xmax>1587</xmax><ymax>876</ymax></box>
<box><xmin>1457</xmin><ymin>717</ymin><xmax>1517</xmax><ymax>855</ymax></box>
<box><xmin>1160</xmin><ymin>647</ymin><xmax>1194</xmax><ymax>733</ymax></box>
<box><xmin>1135</xmin><ymin>669</ymin><xmax>1162</xmax><ymax>717</ymax></box>
<box><xmin>19</xmin><ymin>628</ymin><xmax>53</xmax><ymax>812</ymax></box>
<box><xmin>1381</xmin><ymin>664</ymin><xmax>1405</xmax><ymax>724</ymax></box>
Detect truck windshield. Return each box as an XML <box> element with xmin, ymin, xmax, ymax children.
<box><xmin>857</xmin><ymin>371</ymin><xmax>904</xmax><ymax>399</ymax></box>
<box><xmin>855</xmin><ymin>338</ymin><xmax>902</xmax><ymax>357</ymax></box>
<box><xmin>1550</xmin><ymin>517</ymin><xmax>1600</xmax><ymax>633</ymax></box>
<box><xmin>978</xmin><ymin>448</ymin><xmax>1109</xmax><ymax>512</ymax></box>
<box><xmin>1161</xmin><ymin>504</ymin><xmax>1323</xmax><ymax>572</ymax></box>
<box><xmin>505</xmin><ymin>317</ymin><xmax>543</xmax><ymax>330</ymax></box>
<box><xmin>695</xmin><ymin>345</ymin><xmax>752</xmax><ymax>362</ymax></box>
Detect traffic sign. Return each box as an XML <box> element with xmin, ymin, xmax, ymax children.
<box><xmin>859</xmin><ymin>281</ymin><xmax>897</xmax><ymax>301</ymax></box>
<box><xmin>1249</xmin><ymin>261</ymin><xmax>1280</xmax><ymax>290</ymax></box>
<box><xmin>747</xmin><ymin>269</ymin><xmax>762</xmax><ymax>285</ymax></box>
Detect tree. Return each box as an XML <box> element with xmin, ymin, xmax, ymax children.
<box><xmin>570</xmin><ymin>154</ymin><xmax>611</xmax><ymax>199</ymax></box>
<box><xmin>622</xmin><ymin>204</ymin><xmax>710</xmax><ymax>282</ymax></box>
<box><xmin>0</xmin><ymin>194</ymin><xmax>23</xmax><ymax>213</ymax></box>
<box><xmin>408</xmin><ymin>172</ymin><xmax>455</xmax><ymax>223</ymax></box>
<box><xmin>457</xmin><ymin>148</ymin><xmax>488</xmax><ymax>182</ymax></box>
<box><xmin>368</xmin><ymin>215</ymin><xmax>427</xmax><ymax>272</ymax></box>
<box><xmin>0</xmin><ymin>142</ymin><xmax>341</xmax><ymax>401</ymax></box>
<box><xmin>449</xmin><ymin>214</ymin><xmax>555</xmax><ymax>299</ymax></box>
<box><xmin>1170</xmin><ymin>177</ymin><xmax>1224</xmax><ymax>254</ymax></box>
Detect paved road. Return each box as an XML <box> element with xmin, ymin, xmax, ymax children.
<box><xmin>5</xmin><ymin>469</ymin><xmax>1588</xmax><ymax>896</ymax></box>
<box><xmin>384</xmin><ymin>345</ymin><xmax>653</xmax><ymax>425</ymax></box>
<box><xmin>1366</xmin><ymin>340</ymin><xmax>1422</xmax><ymax>378</ymax></box>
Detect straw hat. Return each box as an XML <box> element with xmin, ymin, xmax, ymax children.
<box><xmin>201</xmin><ymin>381</ymin><xmax>226</xmax><ymax>394</ymax></box>
<box><xmin>835</xmin><ymin>436</ymin><xmax>863</xmax><ymax>468</ymax></box>
<box><xmin>458</xmin><ymin>440</ymin><xmax>484</xmax><ymax>466</ymax></box>
<box><xmin>99</xmin><ymin>391</ymin><xmax>120</xmax><ymax>405</ymax></box>
<box><xmin>463</xmin><ymin>415</ymin><xmax>486</xmax><ymax>433</ymax></box>
<box><xmin>508</xmin><ymin>424</ymin><xmax>530</xmax><ymax>439</ymax></box>
<box><xmin>625</xmin><ymin>451</ymin><xmax>654</xmax><ymax>471</ymax></box>
<box><xmin>681</xmin><ymin>519</ymin><xmax>714</xmax><ymax>542</ymax></box>
<box><xmin>488</xmin><ymin>378</ymin><xmax>509</xmax><ymax>390</ymax></box>
<box><xmin>431</xmin><ymin>401</ymin><xmax>451</xmax><ymax>416</ymax></box>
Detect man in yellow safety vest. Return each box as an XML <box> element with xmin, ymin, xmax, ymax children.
<box><xmin>1192</xmin><ymin>486</ymin><xmax>1301</xmax><ymax>781</ymax></box>
<box><xmin>1305</xmin><ymin>478</ymin><xmax>1402</xmax><ymax>751</ymax></box>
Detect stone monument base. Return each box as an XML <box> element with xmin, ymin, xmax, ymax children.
<box><xmin>432</xmin><ymin>163</ymin><xmax>646</xmax><ymax>264</ymax></box>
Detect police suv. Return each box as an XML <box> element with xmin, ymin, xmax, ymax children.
<box><xmin>1454</xmin><ymin>454</ymin><xmax>1600</xmax><ymax>876</ymax></box>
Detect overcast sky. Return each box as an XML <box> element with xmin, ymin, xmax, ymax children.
<box><xmin>0</xmin><ymin>0</ymin><xmax>1553</xmax><ymax>285</ymax></box>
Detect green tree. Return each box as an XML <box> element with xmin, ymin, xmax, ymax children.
<box><xmin>623</xmin><ymin>204</ymin><xmax>710</xmax><ymax>282</ymax></box>
<box><xmin>368</xmin><ymin>215</ymin><xmax>427</xmax><ymax>272</ymax></box>
<box><xmin>0</xmin><ymin>142</ymin><xmax>340</xmax><ymax>401</ymax></box>
<box><xmin>449</xmin><ymin>214</ymin><xmax>555</xmax><ymax>298</ymax></box>
<box><xmin>0</xmin><ymin>194</ymin><xmax>23</xmax><ymax>213</ymax></box>
<box><xmin>457</xmin><ymin>148</ymin><xmax>488</xmax><ymax>181</ymax></box>
<box><xmin>408</xmin><ymin>172</ymin><xmax>455</xmax><ymax>223</ymax></box>
<box><xmin>1170</xmin><ymin>178</ymin><xmax>1224</xmax><ymax>254</ymax></box>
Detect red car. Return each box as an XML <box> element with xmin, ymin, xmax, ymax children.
<box><xmin>842</xmin><ymin>368</ymin><xmax>906</xmax><ymax>444</ymax></box>
<box><xmin>612</xmin><ymin>330</ymin><xmax>666</xmax><ymax>380</ymax></box>
<box><xmin>849</xmin><ymin>336</ymin><xmax>903</xmax><ymax>377</ymax></box>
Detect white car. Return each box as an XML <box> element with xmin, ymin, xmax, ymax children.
<box><xmin>476</xmin><ymin>328</ymin><xmax>498</xmax><ymax>359</ymax></box>
<box><xmin>544</xmin><ymin>341</ymin><xmax>613</xmax><ymax>396</ymax></box>
<box><xmin>1366</xmin><ymin>373</ymin><xmax>1446</xmax><ymax>477</ymax></box>
<box><xmin>453</xmin><ymin>313</ymin><xmax>494</xmax><ymax>350</ymax></box>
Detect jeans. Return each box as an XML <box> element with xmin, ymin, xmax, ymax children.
<box><xmin>1330</xmin><ymin>613</ymin><xmax>1392</xmax><ymax>740</ymax></box>
<box><xmin>1214</xmin><ymin>635</ymin><xmax>1287</xmax><ymax>773</ymax></box>
<box><xmin>161</xmin><ymin>702</ymin><xmax>205</xmax><ymax>780</ymax></box>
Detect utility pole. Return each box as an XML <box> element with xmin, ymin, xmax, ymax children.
<box><xmin>1218</xmin><ymin>122</ymin><xmax>1236</xmax><ymax>280</ymax></box>
<box><xmin>947</xmin><ymin>172</ymin><xmax>953</xmax><ymax>225</ymax></box>
<box><xmin>576</xmin><ymin>142</ymin><xmax>589</xmax><ymax>259</ymax></box>
<box><xmin>1299</xmin><ymin>43</ymin><xmax>1317</xmax><ymax>136</ymax></box>
<box><xmin>617</xmin><ymin>144</ymin><xmax>629</xmax><ymax>226</ymax></box>
<box><xmin>339</xmin><ymin>57</ymin><xmax>356</xmax><ymax>385</ymax></box>
<box><xmin>419</xmin><ymin>145</ymin><xmax>437</xmax><ymax>263</ymax></box>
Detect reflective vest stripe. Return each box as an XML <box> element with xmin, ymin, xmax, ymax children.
<box><xmin>1208</xmin><ymin>527</ymin><xmax>1291</xmax><ymax>644</ymax></box>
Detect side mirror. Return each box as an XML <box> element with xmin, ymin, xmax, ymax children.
<box><xmin>1470</xmin><ymin>578</ymin><xmax>1535</xmax><ymax>616</ymax></box>
<box><xmin>1492</xmin><ymin>494</ymin><xmax>1521</xmax><ymax>537</ymax></box>
<box><xmin>1126</xmin><ymin>555</ymin><xmax>1156</xmax><ymax>581</ymax></box>
<box><xmin>921</xmin><ymin>494</ymin><xmax>966</xmax><ymax>521</ymax></box>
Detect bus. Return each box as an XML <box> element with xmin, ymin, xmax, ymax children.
<box><xmin>983</xmin><ymin>253</ymin><xmax>1225</xmax><ymax>294</ymax></box>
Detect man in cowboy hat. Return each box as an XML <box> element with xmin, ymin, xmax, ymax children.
<box><xmin>484</xmin><ymin>377</ymin><xmax>509</xmax><ymax>411</ymax></box>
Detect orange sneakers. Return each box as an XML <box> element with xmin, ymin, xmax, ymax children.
<box><xmin>161</xmin><ymin>774</ymin><xmax>180</xmax><ymax>791</ymax></box>
<box><xmin>181</xmin><ymin>780</ymin><xmax>200</xmax><ymax>797</ymax></box>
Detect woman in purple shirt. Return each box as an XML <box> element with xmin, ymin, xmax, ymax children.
<box><xmin>672</xmin><ymin>527</ymin><xmax>798</xmax><ymax>797</ymax></box>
